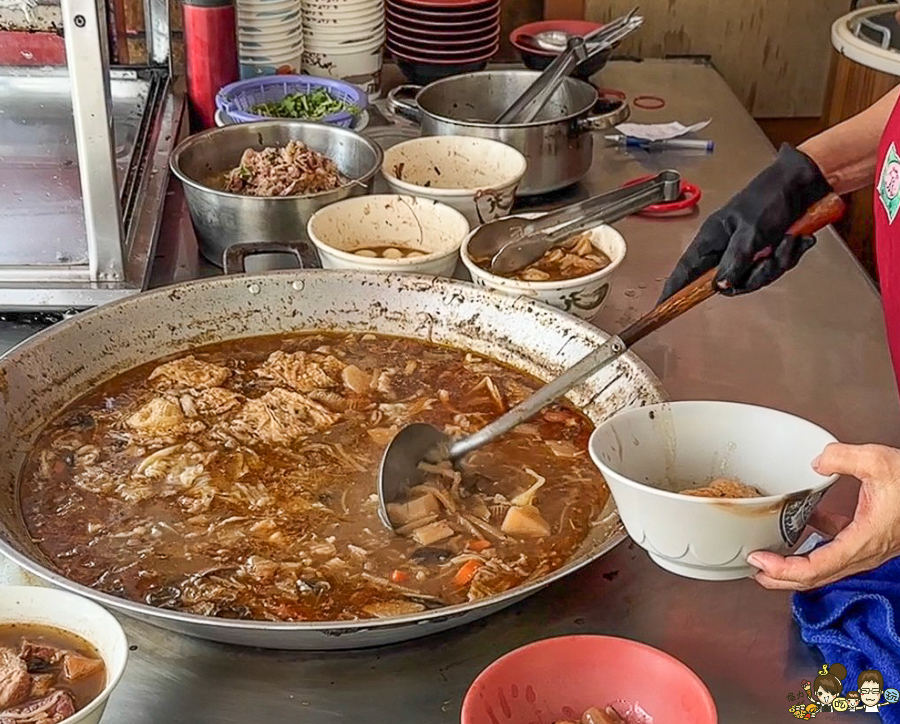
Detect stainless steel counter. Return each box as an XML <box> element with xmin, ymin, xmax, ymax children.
<box><xmin>3</xmin><ymin>58</ymin><xmax>900</xmax><ymax>723</ymax></box>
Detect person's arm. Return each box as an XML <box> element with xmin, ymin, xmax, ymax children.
<box><xmin>801</xmin><ymin>85</ymin><xmax>900</xmax><ymax>195</ymax></box>
<box><xmin>660</xmin><ymin>84</ymin><xmax>900</xmax><ymax>300</ymax></box>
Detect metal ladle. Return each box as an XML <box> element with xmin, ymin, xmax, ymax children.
<box><xmin>376</xmin><ymin>193</ymin><xmax>847</xmax><ymax>531</ymax></box>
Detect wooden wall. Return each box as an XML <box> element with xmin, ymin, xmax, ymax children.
<box><xmin>584</xmin><ymin>0</ymin><xmax>849</xmax><ymax>118</ymax></box>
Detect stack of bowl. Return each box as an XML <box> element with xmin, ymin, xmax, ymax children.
<box><xmin>385</xmin><ymin>0</ymin><xmax>500</xmax><ymax>84</ymax></box>
<box><xmin>237</xmin><ymin>0</ymin><xmax>304</xmax><ymax>77</ymax></box>
<box><xmin>301</xmin><ymin>0</ymin><xmax>386</xmax><ymax>99</ymax></box>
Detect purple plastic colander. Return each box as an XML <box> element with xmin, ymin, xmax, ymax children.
<box><xmin>216</xmin><ymin>75</ymin><xmax>368</xmax><ymax>127</ymax></box>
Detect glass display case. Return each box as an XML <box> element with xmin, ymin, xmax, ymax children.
<box><xmin>0</xmin><ymin>0</ymin><xmax>182</xmax><ymax>309</ymax></box>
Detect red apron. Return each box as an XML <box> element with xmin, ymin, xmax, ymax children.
<box><xmin>874</xmin><ymin>92</ymin><xmax>900</xmax><ymax>394</ymax></box>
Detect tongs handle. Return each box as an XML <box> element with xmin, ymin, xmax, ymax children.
<box><xmin>521</xmin><ymin>170</ymin><xmax>680</xmax><ymax>238</ymax></box>
<box><xmin>494</xmin><ymin>36</ymin><xmax>588</xmax><ymax>124</ymax></box>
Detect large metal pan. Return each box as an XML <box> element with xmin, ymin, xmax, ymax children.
<box><xmin>0</xmin><ymin>271</ymin><xmax>665</xmax><ymax>650</ymax></box>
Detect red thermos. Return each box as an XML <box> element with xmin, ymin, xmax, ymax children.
<box><xmin>183</xmin><ymin>0</ymin><xmax>239</xmax><ymax>129</ymax></box>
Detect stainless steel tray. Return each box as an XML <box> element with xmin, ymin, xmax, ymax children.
<box><xmin>0</xmin><ymin>68</ymin><xmax>150</xmax><ymax>266</ymax></box>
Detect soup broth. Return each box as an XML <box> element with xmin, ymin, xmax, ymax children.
<box><xmin>0</xmin><ymin>623</ymin><xmax>105</xmax><ymax>723</ymax></box>
<box><xmin>20</xmin><ymin>333</ymin><xmax>608</xmax><ymax>622</ymax></box>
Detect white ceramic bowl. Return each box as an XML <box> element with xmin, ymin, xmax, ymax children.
<box><xmin>589</xmin><ymin>401</ymin><xmax>839</xmax><ymax>581</ymax></box>
<box><xmin>304</xmin><ymin>31</ymin><xmax>385</xmax><ymax>52</ymax></box>
<box><xmin>302</xmin><ymin>46</ymin><xmax>383</xmax><ymax>97</ymax></box>
<box><xmin>303</xmin><ymin>22</ymin><xmax>385</xmax><ymax>40</ymax></box>
<box><xmin>307</xmin><ymin>193</ymin><xmax>469</xmax><ymax>276</ymax></box>
<box><xmin>382</xmin><ymin>136</ymin><xmax>526</xmax><ymax>228</ymax></box>
<box><xmin>460</xmin><ymin>214</ymin><xmax>625</xmax><ymax>319</ymax></box>
<box><xmin>304</xmin><ymin>5</ymin><xmax>383</xmax><ymax>21</ymax></box>
<box><xmin>0</xmin><ymin>586</ymin><xmax>128</xmax><ymax>724</ymax></box>
<box><xmin>238</xmin><ymin>13</ymin><xmax>302</xmax><ymax>28</ymax></box>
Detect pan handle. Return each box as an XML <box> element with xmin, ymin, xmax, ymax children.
<box><xmin>223</xmin><ymin>241</ymin><xmax>321</xmax><ymax>275</ymax></box>
<box><xmin>577</xmin><ymin>100</ymin><xmax>630</xmax><ymax>134</ymax></box>
<box><xmin>386</xmin><ymin>85</ymin><xmax>424</xmax><ymax>124</ymax></box>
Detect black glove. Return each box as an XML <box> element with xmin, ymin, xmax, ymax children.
<box><xmin>660</xmin><ymin>144</ymin><xmax>832</xmax><ymax>301</ymax></box>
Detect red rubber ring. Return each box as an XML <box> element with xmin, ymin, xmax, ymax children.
<box><xmin>633</xmin><ymin>94</ymin><xmax>666</xmax><ymax>110</ymax></box>
<box><xmin>621</xmin><ymin>175</ymin><xmax>702</xmax><ymax>215</ymax></box>
<box><xmin>595</xmin><ymin>87</ymin><xmax>627</xmax><ymax>101</ymax></box>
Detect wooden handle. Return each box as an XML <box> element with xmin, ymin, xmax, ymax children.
<box><xmin>619</xmin><ymin>193</ymin><xmax>846</xmax><ymax>347</ymax></box>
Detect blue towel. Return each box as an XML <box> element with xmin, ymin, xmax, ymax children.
<box><xmin>793</xmin><ymin>555</ymin><xmax>900</xmax><ymax>722</ymax></box>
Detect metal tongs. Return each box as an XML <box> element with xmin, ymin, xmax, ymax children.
<box><xmin>494</xmin><ymin>8</ymin><xmax>643</xmax><ymax>125</ymax></box>
<box><xmin>469</xmin><ymin>170</ymin><xmax>682</xmax><ymax>276</ymax></box>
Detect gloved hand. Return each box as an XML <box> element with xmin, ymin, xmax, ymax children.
<box><xmin>660</xmin><ymin>144</ymin><xmax>832</xmax><ymax>301</ymax></box>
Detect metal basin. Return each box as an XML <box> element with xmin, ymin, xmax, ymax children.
<box><xmin>170</xmin><ymin>121</ymin><xmax>383</xmax><ymax>267</ymax></box>
<box><xmin>0</xmin><ymin>271</ymin><xmax>665</xmax><ymax>649</ymax></box>
<box><xmin>387</xmin><ymin>70</ymin><xmax>628</xmax><ymax>196</ymax></box>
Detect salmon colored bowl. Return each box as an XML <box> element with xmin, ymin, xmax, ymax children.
<box><xmin>461</xmin><ymin>635</ymin><xmax>717</xmax><ymax>724</ymax></box>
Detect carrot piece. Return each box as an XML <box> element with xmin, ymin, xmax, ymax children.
<box><xmin>452</xmin><ymin>560</ymin><xmax>483</xmax><ymax>587</ymax></box>
<box><xmin>390</xmin><ymin>569</ymin><xmax>409</xmax><ymax>584</ymax></box>
<box><xmin>467</xmin><ymin>539</ymin><xmax>492</xmax><ymax>551</ymax></box>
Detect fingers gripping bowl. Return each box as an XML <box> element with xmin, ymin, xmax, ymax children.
<box><xmin>588</xmin><ymin>401</ymin><xmax>839</xmax><ymax>581</ymax></box>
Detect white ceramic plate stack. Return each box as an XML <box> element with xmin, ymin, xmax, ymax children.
<box><xmin>301</xmin><ymin>0</ymin><xmax>386</xmax><ymax>99</ymax></box>
<box><xmin>237</xmin><ymin>0</ymin><xmax>304</xmax><ymax>78</ymax></box>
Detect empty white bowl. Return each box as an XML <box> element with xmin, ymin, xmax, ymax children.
<box><xmin>460</xmin><ymin>214</ymin><xmax>626</xmax><ymax>319</ymax></box>
<box><xmin>589</xmin><ymin>401</ymin><xmax>839</xmax><ymax>581</ymax></box>
<box><xmin>381</xmin><ymin>136</ymin><xmax>527</xmax><ymax>228</ymax></box>
<box><xmin>0</xmin><ymin>586</ymin><xmax>129</xmax><ymax>724</ymax></box>
<box><xmin>307</xmin><ymin>193</ymin><xmax>470</xmax><ymax>276</ymax></box>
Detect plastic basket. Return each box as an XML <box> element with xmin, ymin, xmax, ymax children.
<box><xmin>215</xmin><ymin>74</ymin><xmax>368</xmax><ymax>127</ymax></box>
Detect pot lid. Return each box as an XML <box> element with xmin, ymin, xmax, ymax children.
<box><xmin>833</xmin><ymin>3</ymin><xmax>900</xmax><ymax>76</ymax></box>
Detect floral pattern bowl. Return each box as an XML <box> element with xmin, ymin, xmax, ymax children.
<box><xmin>459</xmin><ymin>213</ymin><xmax>626</xmax><ymax>319</ymax></box>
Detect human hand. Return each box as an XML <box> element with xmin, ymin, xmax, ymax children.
<box><xmin>749</xmin><ymin>443</ymin><xmax>900</xmax><ymax>590</ymax></box>
<box><xmin>659</xmin><ymin>145</ymin><xmax>831</xmax><ymax>301</ymax></box>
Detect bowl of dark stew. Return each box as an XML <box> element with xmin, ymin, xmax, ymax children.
<box><xmin>0</xmin><ymin>586</ymin><xmax>127</xmax><ymax>724</ymax></box>
<box><xmin>460</xmin><ymin>214</ymin><xmax>626</xmax><ymax>320</ymax></box>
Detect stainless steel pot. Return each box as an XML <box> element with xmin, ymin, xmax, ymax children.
<box><xmin>0</xmin><ymin>271</ymin><xmax>665</xmax><ymax>650</ymax></box>
<box><xmin>387</xmin><ymin>70</ymin><xmax>629</xmax><ymax>196</ymax></box>
<box><xmin>170</xmin><ymin>121</ymin><xmax>383</xmax><ymax>268</ymax></box>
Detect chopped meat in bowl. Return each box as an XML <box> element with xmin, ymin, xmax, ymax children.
<box><xmin>0</xmin><ymin>587</ymin><xmax>128</xmax><ymax>724</ymax></box>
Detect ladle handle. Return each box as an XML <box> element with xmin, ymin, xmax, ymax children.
<box><xmin>619</xmin><ymin>192</ymin><xmax>847</xmax><ymax>347</ymax></box>
<box><xmin>448</xmin><ymin>192</ymin><xmax>845</xmax><ymax>461</ymax></box>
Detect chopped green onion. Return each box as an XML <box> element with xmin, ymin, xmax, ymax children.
<box><xmin>250</xmin><ymin>88</ymin><xmax>360</xmax><ymax>120</ymax></box>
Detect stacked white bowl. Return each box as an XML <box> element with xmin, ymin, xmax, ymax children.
<box><xmin>301</xmin><ymin>0</ymin><xmax>386</xmax><ymax>99</ymax></box>
<box><xmin>237</xmin><ymin>0</ymin><xmax>304</xmax><ymax>78</ymax></box>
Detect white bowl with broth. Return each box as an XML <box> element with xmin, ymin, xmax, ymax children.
<box><xmin>307</xmin><ymin>194</ymin><xmax>470</xmax><ymax>276</ymax></box>
<box><xmin>588</xmin><ymin>401</ymin><xmax>839</xmax><ymax>581</ymax></box>
<box><xmin>381</xmin><ymin>136</ymin><xmax>527</xmax><ymax>228</ymax></box>
<box><xmin>0</xmin><ymin>586</ymin><xmax>128</xmax><ymax>724</ymax></box>
<box><xmin>460</xmin><ymin>214</ymin><xmax>626</xmax><ymax>320</ymax></box>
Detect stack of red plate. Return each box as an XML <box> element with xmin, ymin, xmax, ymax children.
<box><xmin>386</xmin><ymin>0</ymin><xmax>501</xmax><ymax>85</ymax></box>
